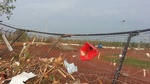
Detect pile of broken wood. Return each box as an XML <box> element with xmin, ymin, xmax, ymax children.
<box><xmin>0</xmin><ymin>42</ymin><xmax>78</xmax><ymax>84</ymax></box>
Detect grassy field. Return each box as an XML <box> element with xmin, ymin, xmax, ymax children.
<box><xmin>102</xmin><ymin>56</ymin><xmax>150</xmax><ymax>69</ymax></box>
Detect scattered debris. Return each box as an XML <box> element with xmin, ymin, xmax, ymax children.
<box><xmin>69</xmin><ymin>79</ymin><xmax>80</xmax><ymax>84</ymax></box>
<box><xmin>72</xmin><ymin>55</ymin><xmax>77</xmax><ymax>58</ymax></box>
<box><xmin>113</xmin><ymin>60</ymin><xmax>116</xmax><ymax>67</ymax></box>
<box><xmin>64</xmin><ymin>59</ymin><xmax>78</xmax><ymax>74</ymax></box>
<box><xmin>31</xmin><ymin>37</ymin><xmax>36</xmax><ymax>44</ymax></box>
<box><xmin>146</xmin><ymin>53</ymin><xmax>150</xmax><ymax>58</ymax></box>
<box><xmin>2</xmin><ymin>34</ymin><xmax>13</xmax><ymax>51</ymax></box>
<box><xmin>0</xmin><ymin>54</ymin><xmax>78</xmax><ymax>83</ymax></box>
<box><xmin>143</xmin><ymin>69</ymin><xmax>146</xmax><ymax>77</ymax></box>
<box><xmin>14</xmin><ymin>62</ymin><xmax>20</xmax><ymax>66</ymax></box>
<box><xmin>120</xmin><ymin>72</ymin><xmax>129</xmax><ymax>77</ymax></box>
<box><xmin>9</xmin><ymin>72</ymin><xmax>36</xmax><ymax>84</ymax></box>
<box><xmin>97</xmin><ymin>52</ymin><xmax>101</xmax><ymax>59</ymax></box>
<box><xmin>119</xmin><ymin>54</ymin><xmax>122</xmax><ymax>58</ymax></box>
<box><xmin>80</xmin><ymin>42</ymin><xmax>99</xmax><ymax>61</ymax></box>
<box><xmin>0</xmin><ymin>40</ymin><xmax>79</xmax><ymax>84</ymax></box>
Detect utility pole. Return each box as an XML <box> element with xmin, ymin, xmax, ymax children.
<box><xmin>119</xmin><ymin>20</ymin><xmax>125</xmax><ymax>58</ymax></box>
<box><xmin>44</xmin><ymin>20</ymin><xmax>48</xmax><ymax>42</ymax></box>
<box><xmin>45</xmin><ymin>20</ymin><xmax>48</xmax><ymax>36</ymax></box>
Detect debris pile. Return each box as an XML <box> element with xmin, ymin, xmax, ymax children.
<box><xmin>0</xmin><ymin>55</ymin><xmax>78</xmax><ymax>84</ymax></box>
<box><xmin>0</xmin><ymin>43</ymin><xmax>78</xmax><ymax>84</ymax></box>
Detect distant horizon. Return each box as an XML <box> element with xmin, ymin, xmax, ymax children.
<box><xmin>0</xmin><ymin>22</ymin><xmax>149</xmax><ymax>43</ymax></box>
<box><xmin>0</xmin><ymin>22</ymin><xmax>150</xmax><ymax>35</ymax></box>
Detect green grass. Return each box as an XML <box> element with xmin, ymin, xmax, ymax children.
<box><xmin>102</xmin><ymin>56</ymin><xmax>150</xmax><ymax>69</ymax></box>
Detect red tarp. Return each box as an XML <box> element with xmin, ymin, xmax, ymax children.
<box><xmin>80</xmin><ymin>42</ymin><xmax>99</xmax><ymax>61</ymax></box>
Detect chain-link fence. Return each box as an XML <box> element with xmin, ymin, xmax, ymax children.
<box><xmin>0</xmin><ymin>23</ymin><xmax>150</xmax><ymax>84</ymax></box>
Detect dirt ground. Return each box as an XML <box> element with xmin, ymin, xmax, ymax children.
<box><xmin>0</xmin><ymin>42</ymin><xmax>150</xmax><ymax>84</ymax></box>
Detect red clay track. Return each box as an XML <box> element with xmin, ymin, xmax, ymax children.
<box><xmin>0</xmin><ymin>42</ymin><xmax>150</xmax><ymax>84</ymax></box>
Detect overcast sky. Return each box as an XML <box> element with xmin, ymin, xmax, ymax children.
<box><xmin>1</xmin><ymin>0</ymin><xmax>150</xmax><ymax>34</ymax></box>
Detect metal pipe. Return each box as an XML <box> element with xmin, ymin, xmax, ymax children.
<box><xmin>113</xmin><ymin>32</ymin><xmax>139</xmax><ymax>84</ymax></box>
<box><xmin>43</xmin><ymin>35</ymin><xmax>62</xmax><ymax>57</ymax></box>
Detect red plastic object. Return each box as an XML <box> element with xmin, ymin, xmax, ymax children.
<box><xmin>80</xmin><ymin>42</ymin><xmax>99</xmax><ymax>61</ymax></box>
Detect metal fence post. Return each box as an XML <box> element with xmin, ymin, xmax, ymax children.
<box><xmin>43</xmin><ymin>35</ymin><xmax>62</xmax><ymax>57</ymax></box>
<box><xmin>113</xmin><ymin>32</ymin><xmax>139</xmax><ymax>84</ymax></box>
<box><xmin>43</xmin><ymin>34</ymin><xmax>71</xmax><ymax>57</ymax></box>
